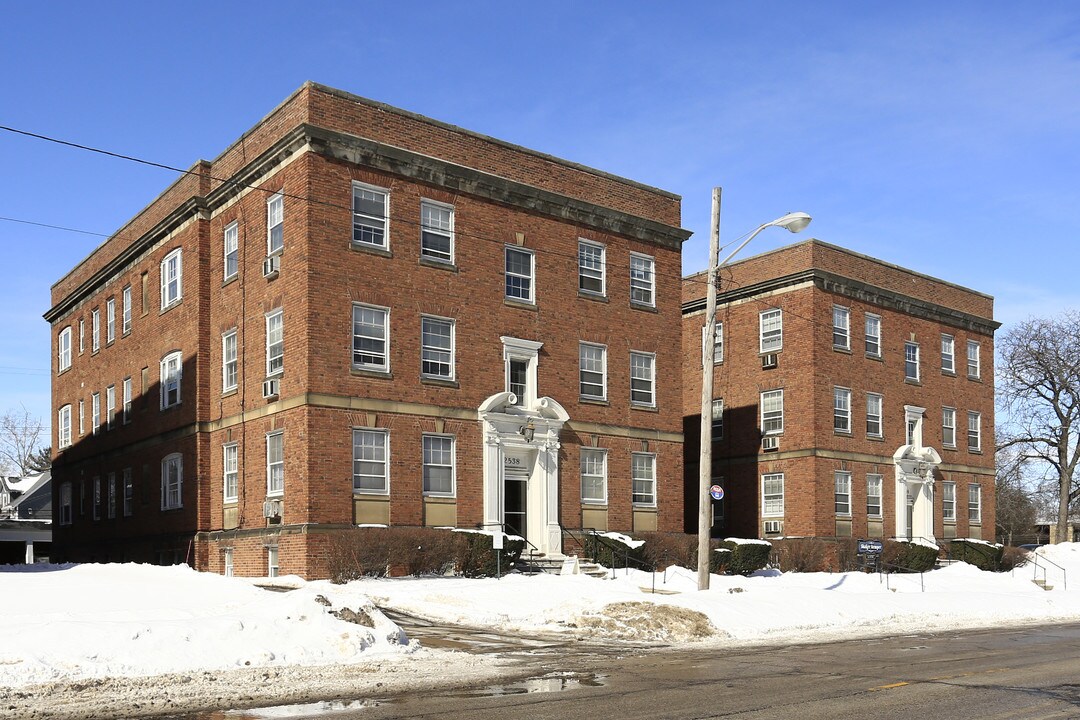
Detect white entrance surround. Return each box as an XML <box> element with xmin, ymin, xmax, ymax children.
<box><xmin>478</xmin><ymin>390</ymin><xmax>569</xmax><ymax>556</ymax></box>
<box><xmin>893</xmin><ymin>405</ymin><xmax>942</xmax><ymax>543</ymax></box>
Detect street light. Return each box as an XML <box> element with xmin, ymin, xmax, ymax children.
<box><xmin>697</xmin><ymin>189</ymin><xmax>811</xmax><ymax>591</ymax></box>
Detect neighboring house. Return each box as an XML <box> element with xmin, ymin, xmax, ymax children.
<box><xmin>0</xmin><ymin>471</ymin><xmax>52</xmax><ymax>563</ymax></box>
<box><xmin>1032</xmin><ymin>519</ymin><xmax>1080</xmax><ymax>545</ymax></box>
<box><xmin>48</xmin><ymin>82</ymin><xmax>690</xmax><ymax>578</ymax></box>
<box><xmin>682</xmin><ymin>240</ymin><xmax>998</xmax><ymax>543</ymax></box>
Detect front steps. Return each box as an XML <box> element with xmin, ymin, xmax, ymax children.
<box><xmin>515</xmin><ymin>551</ymin><xmax>609</xmax><ymax>578</ymax></box>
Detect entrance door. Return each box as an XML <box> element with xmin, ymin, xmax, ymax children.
<box><xmin>905</xmin><ymin>491</ymin><xmax>915</xmax><ymax>540</ymax></box>
<box><xmin>504</xmin><ymin>465</ymin><xmax>529</xmax><ymax>538</ymax></box>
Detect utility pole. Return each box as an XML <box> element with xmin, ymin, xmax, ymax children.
<box><xmin>697</xmin><ymin>187</ymin><xmax>721</xmax><ymax>591</ymax></box>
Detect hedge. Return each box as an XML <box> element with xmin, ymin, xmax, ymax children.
<box><xmin>950</xmin><ymin>539</ymin><xmax>1004</xmax><ymax>571</ymax></box>
<box><xmin>718</xmin><ymin>538</ymin><xmax>771</xmax><ymax>575</ymax></box>
<box><xmin>882</xmin><ymin>539</ymin><xmax>939</xmax><ymax>572</ymax></box>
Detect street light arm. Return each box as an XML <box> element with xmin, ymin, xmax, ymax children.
<box><xmin>718</xmin><ymin>212</ymin><xmax>812</xmax><ymax>267</ymax></box>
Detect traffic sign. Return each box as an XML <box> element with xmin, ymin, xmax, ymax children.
<box><xmin>709</xmin><ymin>485</ymin><xmax>724</xmax><ymax>500</ymax></box>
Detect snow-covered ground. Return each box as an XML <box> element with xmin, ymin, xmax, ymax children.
<box><xmin>3</xmin><ymin>544</ymin><xmax>1079</xmax><ymax>718</ymax></box>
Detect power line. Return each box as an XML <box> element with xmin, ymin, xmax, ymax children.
<box><xmin>0</xmin><ymin>216</ymin><xmax>110</xmax><ymax>238</ymax></box>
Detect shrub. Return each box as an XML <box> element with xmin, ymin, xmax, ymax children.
<box><xmin>882</xmin><ymin>540</ymin><xmax>938</xmax><ymax>572</ymax></box>
<box><xmin>950</xmin><ymin>539</ymin><xmax>1004</xmax><ymax>571</ymax></box>
<box><xmin>719</xmin><ymin>538</ymin><xmax>771</xmax><ymax>575</ymax></box>
<box><xmin>457</xmin><ymin>531</ymin><xmax>525</xmax><ymax>577</ymax></box>
<box><xmin>637</xmin><ymin>532</ymin><xmax>695</xmax><ymax>571</ymax></box>
<box><xmin>999</xmin><ymin>546</ymin><xmax>1030</xmax><ymax>572</ymax></box>
<box><xmin>711</xmin><ymin>547</ymin><xmax>732</xmax><ymax>573</ymax></box>
<box><xmin>769</xmin><ymin>538</ymin><xmax>830</xmax><ymax>573</ymax></box>
<box><xmin>835</xmin><ymin>538</ymin><xmax>863</xmax><ymax>572</ymax></box>
<box><xmin>584</xmin><ymin>532</ymin><xmax>650</xmax><ymax>570</ymax></box>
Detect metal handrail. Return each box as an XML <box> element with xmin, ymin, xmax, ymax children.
<box><xmin>1027</xmin><ymin>551</ymin><xmax>1067</xmax><ymax>590</ymax></box>
<box><xmin>559</xmin><ymin>524</ymin><xmax>654</xmax><ymax>581</ymax></box>
<box><xmin>483</xmin><ymin>522</ymin><xmax>541</xmax><ymax>577</ymax></box>
<box><xmin>879</xmin><ymin>560</ymin><xmax>926</xmax><ymax>592</ymax></box>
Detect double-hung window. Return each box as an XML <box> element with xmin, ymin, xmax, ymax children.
<box><xmin>942</xmin><ymin>481</ymin><xmax>956</xmax><ymax>521</ymax></box>
<box><xmin>352</xmin><ymin>304</ymin><xmax>389</xmax><ymax>372</ymax></box>
<box><xmin>421</xmin><ymin>316</ymin><xmax>454</xmax><ymax>379</ymax></box>
<box><xmin>106</xmin><ymin>385</ymin><xmax>116</xmax><ymax>430</ymax></box>
<box><xmin>160</xmin><ymin>351</ymin><xmax>182</xmax><ymax>409</ymax></box>
<box><xmin>762</xmin><ymin>473</ymin><xmax>784</xmax><ymax>516</ymax></box>
<box><xmin>630</xmin><ymin>253</ymin><xmax>655</xmax><ymax>306</ymax></box>
<box><xmin>59</xmin><ymin>483</ymin><xmax>72</xmax><ymax>525</ymax></box>
<box><xmin>760</xmin><ymin>309</ymin><xmax>782</xmax><ymax>352</ymax></box>
<box><xmin>422</xmin><ymin>434</ymin><xmax>454</xmax><ymax>496</ymax></box>
<box><xmin>420</xmin><ymin>200</ymin><xmax>454</xmax><ymax>263</ymax></box>
<box><xmin>761</xmin><ymin>389</ymin><xmax>784</xmax><ymax>435</ymax></box>
<box><xmin>266</xmin><ymin>432</ymin><xmax>284</xmax><ymax>496</ymax></box>
<box><xmin>711</xmin><ymin>398</ymin><xmax>724</xmax><ymax>438</ymax></box>
<box><xmin>578</xmin><ymin>240</ymin><xmax>605</xmax><ymax>295</ymax></box>
<box><xmin>941</xmin><ymin>334</ymin><xmax>955</xmax><ymax>373</ymax></box>
<box><xmin>79</xmin><ymin>319</ymin><xmax>85</xmax><ymax>353</ymax></box>
<box><xmin>701</xmin><ymin>323</ymin><xmax>723</xmax><ymax>365</ymax></box>
<box><xmin>106</xmin><ymin>298</ymin><xmax>115</xmax><ymax>343</ymax></box>
<box><xmin>267</xmin><ymin>193</ymin><xmax>284</xmax><ymax>255</ymax></box>
<box><xmin>122</xmin><ymin>286</ymin><xmax>132</xmax><ymax>335</ymax></box>
<box><xmin>631</xmin><ymin>452</ymin><xmax>656</xmax><ymax>506</ymax></box>
<box><xmin>629</xmin><ymin>352</ymin><xmax>655</xmax><ymax>407</ymax></box>
<box><xmin>160</xmin><ymin>248</ymin><xmax>182</xmax><ymax>308</ymax></box>
<box><xmin>123</xmin><ymin>468</ymin><xmax>133</xmax><ymax>517</ymax></box>
<box><xmin>832</xmin><ymin>306</ymin><xmax>850</xmax><ymax>350</ymax></box>
<box><xmin>78</xmin><ymin>399</ymin><xmax>84</xmax><ymax>436</ymax></box>
<box><xmin>352</xmin><ymin>429</ymin><xmax>388</xmax><ymax>493</ymax></box>
<box><xmin>107</xmin><ymin>472</ymin><xmax>116</xmax><ymax>519</ymax></box>
<box><xmin>967</xmin><ymin>411</ymin><xmax>981</xmax><ymax>451</ymax></box>
<box><xmin>58</xmin><ymin>405</ymin><xmax>72</xmax><ymax>449</ymax></box>
<box><xmin>580</xmin><ymin>448</ymin><xmax>607</xmax><ymax>503</ymax></box>
<box><xmin>58</xmin><ymin>327</ymin><xmax>72</xmax><ymax>372</ymax></box>
<box><xmin>866</xmin><ymin>393</ymin><xmax>883</xmax><ymax>437</ymax></box>
<box><xmin>224</xmin><ymin>221</ymin><xmax>239</xmax><ymax>280</ymax></box>
<box><xmin>91</xmin><ymin>392</ymin><xmax>100</xmax><ymax>435</ymax></box>
<box><xmin>942</xmin><ymin>407</ymin><xmax>956</xmax><ymax>447</ymax></box>
<box><xmin>867</xmin><ymin>474</ymin><xmax>883</xmax><ymax>517</ymax></box>
<box><xmin>352</xmin><ymin>183</ymin><xmax>388</xmax><ymax>249</ymax></box>
<box><xmin>579</xmin><ymin>343</ymin><xmax>607</xmax><ymax>400</ymax></box>
<box><xmin>92</xmin><ymin>309</ymin><xmax>100</xmax><ymax>352</ymax></box>
<box><xmin>833</xmin><ymin>387</ymin><xmax>852</xmax><ymax>433</ymax></box>
<box><xmin>967</xmin><ymin>341</ymin><xmax>981</xmax><ymax>379</ymax></box>
<box><xmin>266</xmin><ymin>309</ymin><xmax>284</xmax><ymax>377</ymax></box>
<box><xmin>968</xmin><ymin>484</ymin><xmax>982</xmax><ymax>523</ymax></box>
<box><xmin>834</xmin><ymin>472</ymin><xmax>852</xmax><ymax>515</ymax></box>
<box><xmin>865</xmin><ymin>314</ymin><xmax>881</xmax><ymax>357</ymax></box>
<box><xmin>222</xmin><ymin>330</ymin><xmax>238</xmax><ymax>392</ymax></box>
<box><xmin>223</xmin><ymin>444</ymin><xmax>238</xmax><ymax>503</ymax></box>
<box><xmin>505</xmin><ymin>246</ymin><xmax>534</xmax><ymax>303</ymax></box>
<box><xmin>161</xmin><ymin>453</ymin><xmax>183</xmax><ymax>510</ymax></box>
<box><xmin>904</xmin><ymin>342</ymin><xmax>920</xmax><ymax>381</ymax></box>
<box><xmin>93</xmin><ymin>476</ymin><xmax>101</xmax><ymax>520</ymax></box>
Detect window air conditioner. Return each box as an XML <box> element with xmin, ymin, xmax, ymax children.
<box><xmin>262</xmin><ymin>378</ymin><xmax>280</xmax><ymax>399</ymax></box>
<box><xmin>762</xmin><ymin>436</ymin><xmax>780</xmax><ymax>452</ymax></box>
<box><xmin>263</xmin><ymin>499</ymin><xmax>282</xmax><ymax>519</ymax></box>
<box><xmin>761</xmin><ymin>353</ymin><xmax>778</xmax><ymax>369</ymax></box>
<box><xmin>764</xmin><ymin>520</ymin><xmax>783</xmax><ymax>535</ymax></box>
<box><xmin>262</xmin><ymin>255</ymin><xmax>280</xmax><ymax>278</ymax></box>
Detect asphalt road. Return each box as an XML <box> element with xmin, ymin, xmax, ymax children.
<box><xmin>282</xmin><ymin>621</ymin><xmax>1080</xmax><ymax>720</ymax></box>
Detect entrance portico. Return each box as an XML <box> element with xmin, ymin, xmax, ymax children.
<box><xmin>893</xmin><ymin>405</ymin><xmax>942</xmax><ymax>542</ymax></box>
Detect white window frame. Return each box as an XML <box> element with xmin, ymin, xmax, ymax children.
<box><xmin>631</xmin><ymin>452</ymin><xmax>656</xmax><ymax>507</ymax></box>
<box><xmin>866</xmin><ymin>392</ymin><xmax>883</xmax><ymax>438</ymax></box>
<box><xmin>943</xmin><ymin>481</ymin><xmax>957</xmax><ymax>521</ymax></box>
<box><xmin>760</xmin><ymin>308</ymin><xmax>782</xmax><ymax>353</ymax></box>
<box><xmin>865</xmin><ymin>314</ymin><xmax>881</xmax><ymax>357</ymax></box>
<box><xmin>352</xmin><ymin>428</ymin><xmax>389</xmax><ymax>495</ymax></box>
<box><xmin>223</xmin><ymin>548</ymin><xmax>234</xmax><ymax>577</ymax></box>
<box><xmin>832</xmin><ymin>305</ymin><xmax>850</xmax><ymax>350</ymax></box>
<box><xmin>161</xmin><ymin>453</ymin><xmax>183</xmax><ymax>510</ymax></box>
<box><xmin>630</xmin><ymin>351</ymin><xmax>656</xmax><ymax>407</ymax></box>
<box><xmin>58</xmin><ymin>405</ymin><xmax>72</xmax><ymax>449</ymax></box>
<box><xmin>967</xmin><ymin>341</ymin><xmax>981</xmax><ymax>379</ymax></box>
<box><xmin>91</xmin><ymin>392</ymin><xmax>100</xmax><ymax>435</ymax></box>
<box><xmin>106</xmin><ymin>384</ymin><xmax>116</xmax><ymax>430</ymax></box>
<box><xmin>223</xmin><ymin>221</ymin><xmax>239</xmax><ymax>281</ymax></box>
<box><xmin>711</xmin><ymin>398</ymin><xmax>723</xmax><ymax>438</ymax></box>
<box><xmin>420</xmin><ymin>199</ymin><xmax>454</xmax><ymax>264</ymax></box>
<box><xmin>578</xmin><ymin>239</ymin><xmax>606</xmax><ymax>296</ymax></box>
<box><xmin>867</xmin><ymin>474</ymin><xmax>883</xmax><ymax>518</ymax></box>
<box><xmin>968</xmin><ymin>484</ymin><xmax>982</xmax><ymax>523</ymax></box>
<box><xmin>580</xmin><ymin>447</ymin><xmax>608</xmax><ymax>504</ymax></box>
<box><xmin>92</xmin><ymin>309</ymin><xmax>100</xmax><ymax>352</ymax></box>
<box><xmin>223</xmin><ymin>443</ymin><xmax>238</xmax><ymax>503</ymax></box>
<box><xmin>762</xmin><ymin>473</ymin><xmax>785</xmax><ymax>517</ymax></box>
<box><xmin>78</xmin><ymin>399</ymin><xmax>84</xmax><ymax>436</ymax></box>
<box><xmin>106</xmin><ymin>298</ymin><xmax>115</xmax><ymax>343</ymax></box>
<box><xmin>352</xmin><ymin>303</ymin><xmax>390</xmax><ymax>373</ymax></box>
<box><xmin>267</xmin><ymin>193</ymin><xmax>284</xmax><ymax>255</ymax></box>
<box><xmin>761</xmin><ymin>389</ymin><xmax>784</xmax><ymax>435</ymax></box>
<box><xmin>160</xmin><ymin>351</ymin><xmax>182</xmax><ymax>409</ymax></box>
<box><xmin>122</xmin><ymin>286</ymin><xmax>132</xmax><ymax>335</ymax></box>
<box><xmin>834</xmin><ymin>471</ymin><xmax>852</xmax><ymax>516</ymax></box>
<box><xmin>579</xmin><ymin>342</ymin><xmax>607</xmax><ymax>400</ymax></box>
<box><xmin>503</xmin><ymin>336</ymin><xmax>542</xmax><ymax>408</ymax></box>
<box><xmin>58</xmin><ymin>327</ymin><xmax>72</xmax><ymax>372</ymax></box>
<box><xmin>266</xmin><ymin>431</ymin><xmax>284</xmax><ymax>497</ymax></box>
<box><xmin>352</xmin><ymin>182</ymin><xmax>389</xmax><ymax>249</ymax></box>
<box><xmin>420</xmin><ymin>315</ymin><xmax>455</xmax><ymax>380</ymax></box>
<box><xmin>266</xmin><ymin>309</ymin><xmax>284</xmax><ymax>378</ymax></box>
<box><xmin>941</xmin><ymin>334</ymin><xmax>955</xmax><ymax>373</ymax></box>
<box><xmin>904</xmin><ymin>341</ymin><xmax>920</xmax><ymax>382</ymax></box>
<box><xmin>967</xmin><ymin>411</ymin><xmax>981</xmax><ymax>451</ymax></box>
<box><xmin>122</xmin><ymin>467</ymin><xmax>133</xmax><ymax>517</ymax></box>
<box><xmin>833</xmin><ymin>387</ymin><xmax>852</xmax><ymax>433</ymax></box>
<box><xmin>222</xmin><ymin>329</ymin><xmax>238</xmax><ymax>392</ymax></box>
<box><xmin>701</xmin><ymin>323</ymin><xmax>723</xmax><ymax>365</ymax></box>
<box><xmin>59</xmin><ymin>482</ymin><xmax>73</xmax><ymax>525</ymax></box>
<box><xmin>629</xmin><ymin>253</ymin><xmax>655</xmax><ymax>307</ymax></box>
<box><xmin>160</xmin><ymin>248</ymin><xmax>182</xmax><ymax>309</ymax></box>
<box><xmin>422</xmin><ymin>434</ymin><xmax>455</xmax><ymax>497</ymax></box>
<box><xmin>78</xmin><ymin>318</ymin><xmax>84</xmax><ymax>354</ymax></box>
<box><xmin>267</xmin><ymin>546</ymin><xmax>280</xmax><ymax>578</ymax></box>
<box><xmin>504</xmin><ymin>246</ymin><xmax>535</xmax><ymax>303</ymax></box>
<box><xmin>942</xmin><ymin>407</ymin><xmax>957</xmax><ymax>448</ymax></box>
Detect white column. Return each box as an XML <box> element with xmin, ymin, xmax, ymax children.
<box><xmin>24</xmin><ymin>540</ymin><xmax>34</xmax><ymax>564</ymax></box>
<box><xmin>482</xmin><ymin>431</ymin><xmax>503</xmax><ymax>532</ymax></box>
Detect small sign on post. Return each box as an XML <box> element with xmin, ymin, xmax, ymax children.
<box><xmin>492</xmin><ymin>532</ymin><xmax>504</xmax><ymax>550</ymax></box>
<box><xmin>709</xmin><ymin>485</ymin><xmax>724</xmax><ymax>501</ymax></box>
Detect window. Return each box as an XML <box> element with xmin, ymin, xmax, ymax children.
<box><xmin>630</xmin><ymin>352</ymin><xmax>655</xmax><ymax>407</ymax></box>
<box><xmin>352</xmin><ymin>429</ymin><xmax>388</xmax><ymax>493</ymax></box>
<box><xmin>760</xmin><ymin>309</ymin><xmax>782</xmax><ymax>352</ymax></box>
<box><xmin>352</xmin><ymin>183</ymin><xmax>388</xmax><ymax>248</ymax></box>
<box><xmin>420</xmin><ymin>200</ymin><xmax>454</xmax><ymax>263</ymax></box>
<box><xmin>107</xmin><ymin>472</ymin><xmax>116</xmax><ymax>519</ymax></box>
<box><xmin>79</xmin><ymin>318</ymin><xmax>84</xmax><ymax>353</ymax></box>
<box><xmin>762</xmin><ymin>473</ymin><xmax>784</xmax><ymax>517</ymax></box>
<box><xmin>106</xmin><ymin>298</ymin><xmax>115</xmax><ymax>343</ymax></box>
<box><xmin>160</xmin><ymin>352</ymin><xmax>182</xmax><ymax>409</ymax></box>
<box><xmin>224</xmin><ymin>221</ymin><xmax>239</xmax><ymax>280</ymax></box>
<box><xmin>91</xmin><ymin>392</ymin><xmax>100</xmax><ymax>435</ymax></box>
<box><xmin>141</xmin><ymin>272</ymin><xmax>149</xmax><ymax>315</ymax></box>
<box><xmin>904</xmin><ymin>342</ymin><xmax>919</xmax><ymax>381</ymax></box>
<box><xmin>967</xmin><ymin>411</ymin><xmax>981</xmax><ymax>451</ymax></box>
<box><xmin>222</xmin><ymin>330</ymin><xmax>238</xmax><ymax>392</ymax></box>
<box><xmin>578</xmin><ymin>240</ymin><xmax>605</xmax><ymax>295</ymax></box>
<box><xmin>867</xmin><ymin>474</ymin><xmax>883</xmax><ymax>517</ymax></box>
<box><xmin>941</xmin><ymin>334</ymin><xmax>955</xmax><ymax>373</ymax></box>
<box><xmin>421</xmin><ymin>316</ymin><xmax>454</xmax><ymax>379</ymax></box>
<box><xmin>832</xmin><ymin>306</ymin><xmax>850</xmax><ymax>350</ymax></box>
<box><xmin>266</xmin><ymin>432</ymin><xmax>284</xmax><ymax>496</ymax></box>
<box><xmin>352</xmin><ymin>304</ymin><xmax>389</xmax><ymax>372</ymax></box>
<box><xmin>580</xmin><ymin>448</ymin><xmax>607</xmax><ymax>503</ymax></box>
<box><xmin>59</xmin><ymin>482</ymin><xmax>72</xmax><ymax>526</ymax></box>
<box><xmin>579</xmin><ymin>343</ymin><xmax>607</xmax><ymax>400</ymax></box>
<box><xmin>223</xmin><ymin>444</ymin><xmax>238</xmax><ymax>503</ymax></box>
<box><xmin>711</xmin><ymin>398</ymin><xmax>723</xmax><ymax>439</ymax></box>
<box><xmin>761</xmin><ymin>389</ymin><xmax>784</xmax><ymax>435</ymax></box>
<box><xmin>942</xmin><ymin>407</ymin><xmax>956</xmax><ymax>447</ymax></box>
<box><xmin>160</xmin><ymin>248</ymin><xmax>182</xmax><ymax>308</ymax></box>
<box><xmin>223</xmin><ymin>549</ymin><xmax>234</xmax><ymax>577</ymax></box>
<box><xmin>106</xmin><ymin>385</ymin><xmax>116</xmax><ymax>430</ymax></box>
<box><xmin>267</xmin><ymin>193</ymin><xmax>283</xmax><ymax>255</ymax></box>
<box><xmin>865</xmin><ymin>314</ymin><xmax>881</xmax><ymax>357</ymax></box>
<box><xmin>943</xmin><ymin>481</ymin><xmax>956</xmax><ymax>521</ymax></box>
<box><xmin>967</xmin><ymin>341</ymin><xmax>981</xmax><ymax>379</ymax></box>
<box><xmin>78</xmin><ymin>399</ymin><xmax>84</xmax><ymax>436</ymax></box>
<box><xmin>58</xmin><ymin>405</ymin><xmax>72</xmax><ymax>449</ymax></box>
<box><xmin>503</xmin><ymin>337</ymin><xmax>542</xmax><ymax>407</ymax></box>
<box><xmin>122</xmin><ymin>468</ymin><xmax>133</xmax><ymax>517</ymax></box>
<box><xmin>701</xmin><ymin>323</ymin><xmax>723</xmax><ymax>365</ymax></box>
<box><xmin>833</xmin><ymin>387</ymin><xmax>852</xmax><ymax>433</ymax></box>
<box><xmin>866</xmin><ymin>393</ymin><xmax>883</xmax><ymax>437</ymax></box>
<box><xmin>122</xmin><ymin>286</ymin><xmax>132</xmax><ymax>334</ymax></box>
<box><xmin>58</xmin><ymin>327</ymin><xmax>72</xmax><ymax>372</ymax></box>
<box><xmin>505</xmin><ymin>246</ymin><xmax>534</xmax><ymax>303</ymax></box>
<box><xmin>630</xmin><ymin>253</ymin><xmax>655</xmax><ymax>306</ymax></box>
<box><xmin>422</xmin><ymin>434</ymin><xmax>454</xmax><ymax>496</ymax></box>
<box><xmin>631</xmin><ymin>452</ymin><xmax>656</xmax><ymax>506</ymax></box>
<box><xmin>161</xmin><ymin>453</ymin><xmax>183</xmax><ymax>510</ymax></box>
<box><xmin>968</xmin><ymin>484</ymin><xmax>982</xmax><ymax>523</ymax></box>
<box><xmin>92</xmin><ymin>309</ymin><xmax>100</xmax><ymax>352</ymax></box>
<box><xmin>508</xmin><ymin>359</ymin><xmax>528</xmax><ymax>404</ymax></box>
<box><xmin>93</xmin><ymin>476</ymin><xmax>101</xmax><ymax>520</ymax></box>
<box><xmin>834</xmin><ymin>472</ymin><xmax>851</xmax><ymax>515</ymax></box>
<box><xmin>266</xmin><ymin>310</ymin><xmax>284</xmax><ymax>377</ymax></box>
<box><xmin>267</xmin><ymin>547</ymin><xmax>280</xmax><ymax>578</ymax></box>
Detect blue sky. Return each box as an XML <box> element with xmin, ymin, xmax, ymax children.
<box><xmin>1</xmin><ymin>2</ymin><xmax>1078</xmax><ymax>432</ymax></box>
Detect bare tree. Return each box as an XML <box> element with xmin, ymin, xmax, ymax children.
<box><xmin>994</xmin><ymin>447</ymin><xmax>1039</xmax><ymax>545</ymax></box>
<box><xmin>0</xmin><ymin>406</ymin><xmax>47</xmax><ymax>477</ymax></box>
<box><xmin>998</xmin><ymin>310</ymin><xmax>1080</xmax><ymax>543</ymax></box>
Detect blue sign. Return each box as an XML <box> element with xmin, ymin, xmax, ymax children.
<box><xmin>857</xmin><ymin>539</ymin><xmax>883</xmax><ymax>555</ymax></box>
<box><xmin>709</xmin><ymin>485</ymin><xmax>724</xmax><ymax>500</ymax></box>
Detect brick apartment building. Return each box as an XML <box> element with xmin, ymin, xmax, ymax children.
<box><xmin>47</xmin><ymin>82</ymin><xmax>690</xmax><ymax>578</ymax></box>
<box><xmin>683</xmin><ymin>240</ymin><xmax>998</xmax><ymax>543</ymax></box>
